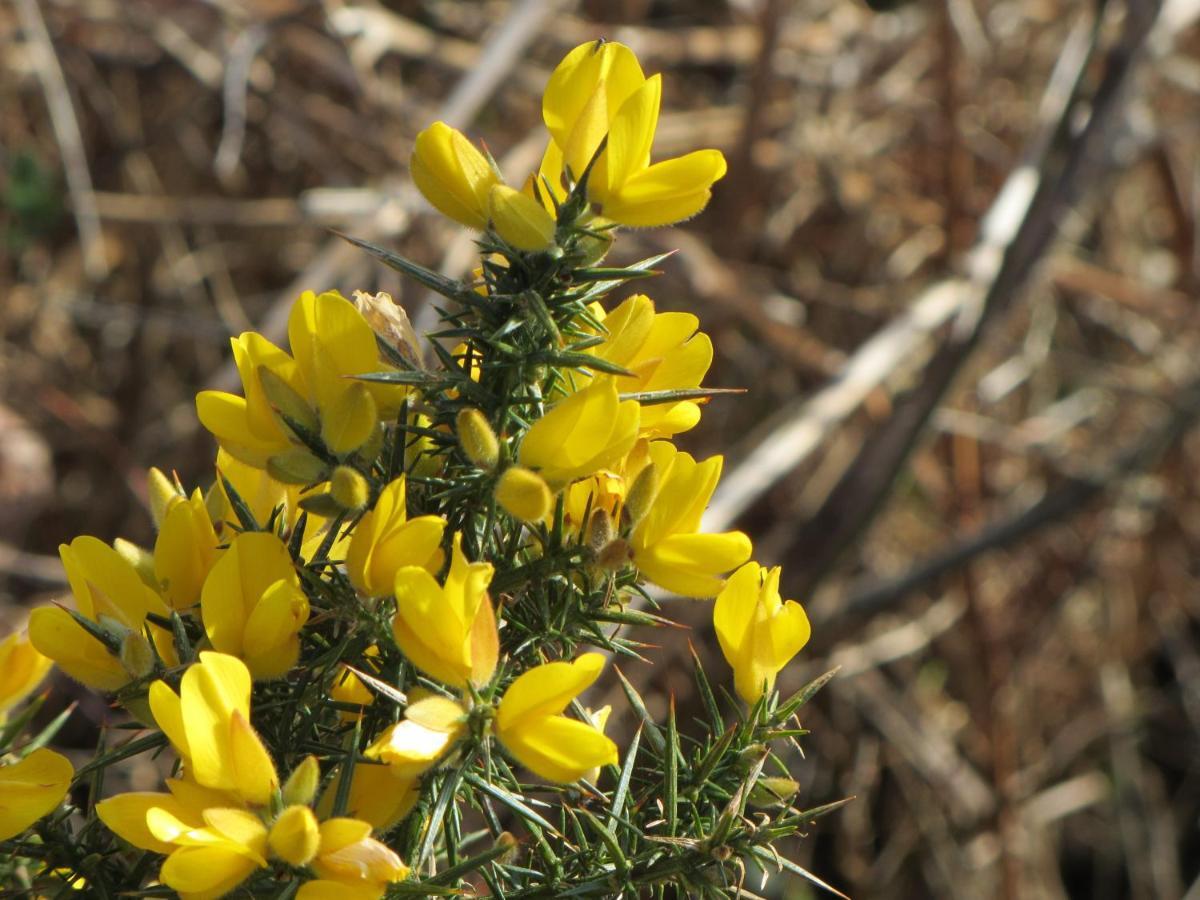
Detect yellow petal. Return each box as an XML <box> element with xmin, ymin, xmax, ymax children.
<box><xmin>599</xmin><ymin>150</ymin><xmax>727</xmax><ymax>227</ymax></box>
<box><xmin>149</xmin><ymin>679</ymin><xmax>190</xmax><ymax>760</ymax></box>
<box><xmin>196</xmin><ymin>391</ymin><xmax>283</xmax><ymax>469</ymax></box>
<box><xmin>392</xmin><ymin>567</ymin><xmax>470</xmax><ymax>688</ymax></box>
<box><xmin>634</xmin><ymin>531</ymin><xmax>752</xmax><ymax>599</ymax></box>
<box><xmin>518</xmin><ymin>381</ymin><xmax>639</xmax><ymax>487</ymax></box>
<box><xmin>0</xmin><ymin>629</ymin><xmax>53</xmax><ymax>716</ymax></box>
<box><xmin>498</xmin><ymin>713</ymin><xmax>618</xmax><ymax>783</ymax></box>
<box><xmin>229</xmin><ymin>710</ymin><xmax>279</xmax><ymax>807</ymax></box>
<box><xmin>268</xmin><ymin>804</ymin><xmax>320</xmax><ymax>866</ymax></box>
<box><xmin>0</xmin><ymin>749</ymin><xmax>73</xmax><ymax>841</ymax></box>
<box><xmin>181</xmin><ymin>652</ymin><xmax>252</xmax><ymax>793</ymax></box>
<box><xmin>599</xmin><ymin>75</ymin><xmax>661</xmax><ymax>196</ymax></box>
<box><xmin>27</xmin><ymin>606</ymin><xmax>126</xmax><ymax>692</ymax></box>
<box><xmin>489</xmin><ymin>184</ymin><xmax>556</xmax><ymax>251</ymax></box>
<box><xmin>543</xmin><ymin>41</ymin><xmax>645</xmax><ymax>179</ymax></box>
<box><xmin>411</xmin><ymin>122</ymin><xmax>499</xmax><ymax>230</ymax></box>
<box><xmin>496</xmin><ymin>654</ymin><xmax>605</xmax><ymax>735</ymax></box>
<box><xmin>242</xmin><ymin>580</ymin><xmax>308</xmax><ymax>680</ymax></box>
<box><xmin>155</xmin><ymin>491</ymin><xmax>220</xmax><ymax>612</ymax></box>
<box><xmin>96</xmin><ymin>791</ymin><xmax>194</xmax><ymax>854</ymax></box>
<box><xmin>160</xmin><ymin>845</ymin><xmax>263</xmax><ymax>899</ymax></box>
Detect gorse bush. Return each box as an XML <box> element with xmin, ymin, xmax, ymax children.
<box><xmin>0</xmin><ymin>40</ymin><xmax>838</xmax><ymax>899</ymax></box>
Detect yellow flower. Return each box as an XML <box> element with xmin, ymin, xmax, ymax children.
<box><xmin>517</xmin><ymin>379</ymin><xmax>639</xmax><ymax>489</ymax></box>
<box><xmin>154</xmin><ymin>487</ymin><xmax>221</xmax><ymax>612</ymax></box>
<box><xmin>714</xmin><ymin>563</ymin><xmax>812</xmax><ymax>703</ymax></box>
<box><xmin>0</xmin><ymin>748</ymin><xmax>73</xmax><ymax>841</ymax></box>
<box><xmin>411</xmin><ymin>121</ymin><xmax>501</xmax><ymax>230</ymax></box>
<box><xmin>200</xmin><ymin>532</ymin><xmax>309</xmax><ymax>680</ymax></box>
<box><xmin>330</xmin><ymin>657</ymin><xmax>376</xmax><ymax>723</ymax></box>
<box><xmin>0</xmin><ymin>628</ymin><xmax>53</xmax><ymax>721</ymax></box>
<box><xmin>302</xmin><ymin>818</ymin><xmax>409</xmax><ymax>899</ymax></box>
<box><xmin>542</xmin><ymin>41</ymin><xmax>727</xmax><ymax>227</ymax></box>
<box><xmin>29</xmin><ymin>536</ymin><xmax>176</xmax><ymax>691</ymax></box>
<box><xmin>489</xmin><ymin>184</ymin><xmax>556</xmax><ymax>250</ymax></box>
<box><xmin>495</xmin><ymin>654</ymin><xmax>618</xmax><ymax>783</ymax></box>
<box><xmin>629</xmin><ymin>441</ymin><xmax>751</xmax><ymax>598</ymax></box>
<box><xmin>148</xmin><ymin>652</ymin><xmax>278</xmax><ymax>805</ymax></box>
<box><xmin>586</xmin><ymin>294</ymin><xmax>713</xmax><ymax>438</ymax></box>
<box><xmin>345</xmin><ymin>476</ymin><xmax>446</xmax><ymax>597</ymax></box>
<box><xmin>268</xmin><ymin>804</ymin><xmax>320</xmax><ymax>866</ymax></box>
<box><xmin>98</xmin><ymin>781</ymin><xmax>269</xmax><ymax>900</ymax></box>
<box><xmin>197</xmin><ymin>291</ymin><xmax>405</xmax><ymax>467</ymax></box>
<box><xmin>365</xmin><ymin>694</ymin><xmax>467</xmax><ymax>778</ymax></box>
<box><xmin>392</xmin><ymin>533</ymin><xmax>497</xmax><ymax>690</ymax></box>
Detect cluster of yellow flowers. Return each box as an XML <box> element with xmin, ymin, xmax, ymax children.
<box><xmin>1</xmin><ymin>39</ymin><xmax>816</xmax><ymax>898</ymax></box>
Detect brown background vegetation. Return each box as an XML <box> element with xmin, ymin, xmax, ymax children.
<box><xmin>3</xmin><ymin>0</ymin><xmax>1200</xmax><ymax>897</ymax></box>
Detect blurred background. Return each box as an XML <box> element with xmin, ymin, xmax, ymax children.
<box><xmin>3</xmin><ymin>0</ymin><xmax>1200</xmax><ymax>896</ymax></box>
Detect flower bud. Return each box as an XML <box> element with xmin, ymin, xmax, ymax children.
<box><xmin>748</xmin><ymin>777</ymin><xmax>800</xmax><ymax>809</ymax></box>
<box><xmin>456</xmin><ymin>408</ymin><xmax>500</xmax><ymax>471</ymax></box>
<box><xmin>267</xmin><ymin>449</ymin><xmax>330</xmax><ymax>486</ymax></box>
<box><xmin>282</xmin><ymin>755</ymin><xmax>321</xmax><ymax>808</ymax></box>
<box><xmin>595</xmin><ymin>539</ymin><xmax>631</xmax><ymax>571</ymax></box>
<box><xmin>146</xmin><ymin>467</ymin><xmax>182</xmax><ymax>529</ymax></box>
<box><xmin>268</xmin><ymin>804</ymin><xmax>320</xmax><ymax>866</ymax></box>
<box><xmin>113</xmin><ymin>538</ymin><xmax>156</xmax><ymax>588</ymax></box>
<box><xmin>623</xmin><ymin>461</ymin><xmax>658</xmax><ymax>527</ymax></box>
<box><xmin>586</xmin><ymin>509</ymin><xmax>613</xmax><ymax>553</ymax></box>
<box><xmin>118</xmin><ymin>631</ymin><xmax>156</xmax><ymax>680</ymax></box>
<box><xmin>330</xmin><ymin>466</ymin><xmax>370</xmax><ymax>512</ymax></box>
<box><xmin>494</xmin><ymin>466</ymin><xmax>552</xmax><ymax>523</ymax></box>
<box><xmin>489</xmin><ymin>184</ymin><xmax>556</xmax><ymax>251</ymax></box>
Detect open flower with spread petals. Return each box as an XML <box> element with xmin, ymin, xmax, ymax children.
<box><xmin>392</xmin><ymin>533</ymin><xmax>497</xmax><ymax>690</ymax></box>
<box><xmin>714</xmin><ymin>563</ymin><xmax>812</xmax><ymax>703</ymax></box>
<box><xmin>517</xmin><ymin>379</ymin><xmax>639</xmax><ymax>489</ymax></box>
<box><xmin>148</xmin><ymin>652</ymin><xmax>278</xmax><ymax>805</ymax></box>
<box><xmin>366</xmin><ymin>694</ymin><xmax>467</xmax><ymax>778</ymax></box>
<box><xmin>0</xmin><ymin>628</ymin><xmax>53</xmax><ymax>721</ymax></box>
<box><xmin>495</xmin><ymin>653</ymin><xmax>618</xmax><ymax>783</ymax></box>
<box><xmin>298</xmin><ymin>818</ymin><xmax>409</xmax><ymax>900</ymax></box>
<box><xmin>200</xmin><ymin>532</ymin><xmax>309</xmax><ymax>680</ymax></box>
<box><xmin>30</xmin><ymin>536</ymin><xmax>176</xmax><ymax>691</ymax></box>
<box><xmin>542</xmin><ymin>41</ymin><xmax>727</xmax><ymax>227</ymax></box>
<box><xmin>197</xmin><ymin>290</ymin><xmax>406</xmax><ymax>468</ymax></box>
<box><xmin>629</xmin><ymin>441</ymin><xmax>752</xmax><ymax>598</ymax></box>
<box><xmin>98</xmin><ymin>780</ymin><xmax>270</xmax><ymax>899</ymax></box>
<box><xmin>586</xmin><ymin>294</ymin><xmax>713</xmax><ymax>438</ymax></box>
<box><xmin>412</xmin><ymin>121</ymin><xmax>502</xmax><ymax>230</ymax></box>
<box><xmin>0</xmin><ymin>748</ymin><xmax>73</xmax><ymax>841</ymax></box>
<box><xmin>346</xmin><ymin>476</ymin><xmax>446</xmax><ymax>597</ymax></box>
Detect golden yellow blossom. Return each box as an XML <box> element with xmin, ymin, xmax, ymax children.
<box><xmin>714</xmin><ymin>563</ymin><xmax>811</xmax><ymax>703</ymax></box>
<box><xmin>411</xmin><ymin>121</ymin><xmax>501</xmax><ymax>230</ymax></box>
<box><xmin>495</xmin><ymin>654</ymin><xmax>618</xmax><ymax>783</ymax></box>
<box><xmin>30</xmin><ymin>536</ymin><xmax>176</xmax><ymax>691</ymax></box>
<box><xmin>345</xmin><ymin>476</ymin><xmax>445</xmax><ymax>598</ymax></box>
<box><xmin>629</xmin><ymin>441</ymin><xmax>751</xmax><ymax>598</ymax></box>
<box><xmin>392</xmin><ymin>534</ymin><xmax>497</xmax><ymax>689</ymax></box>
<box><xmin>517</xmin><ymin>380</ymin><xmax>638</xmax><ymax>488</ymax></box>
<box><xmin>200</xmin><ymin>532</ymin><xmax>309</xmax><ymax>680</ymax></box>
